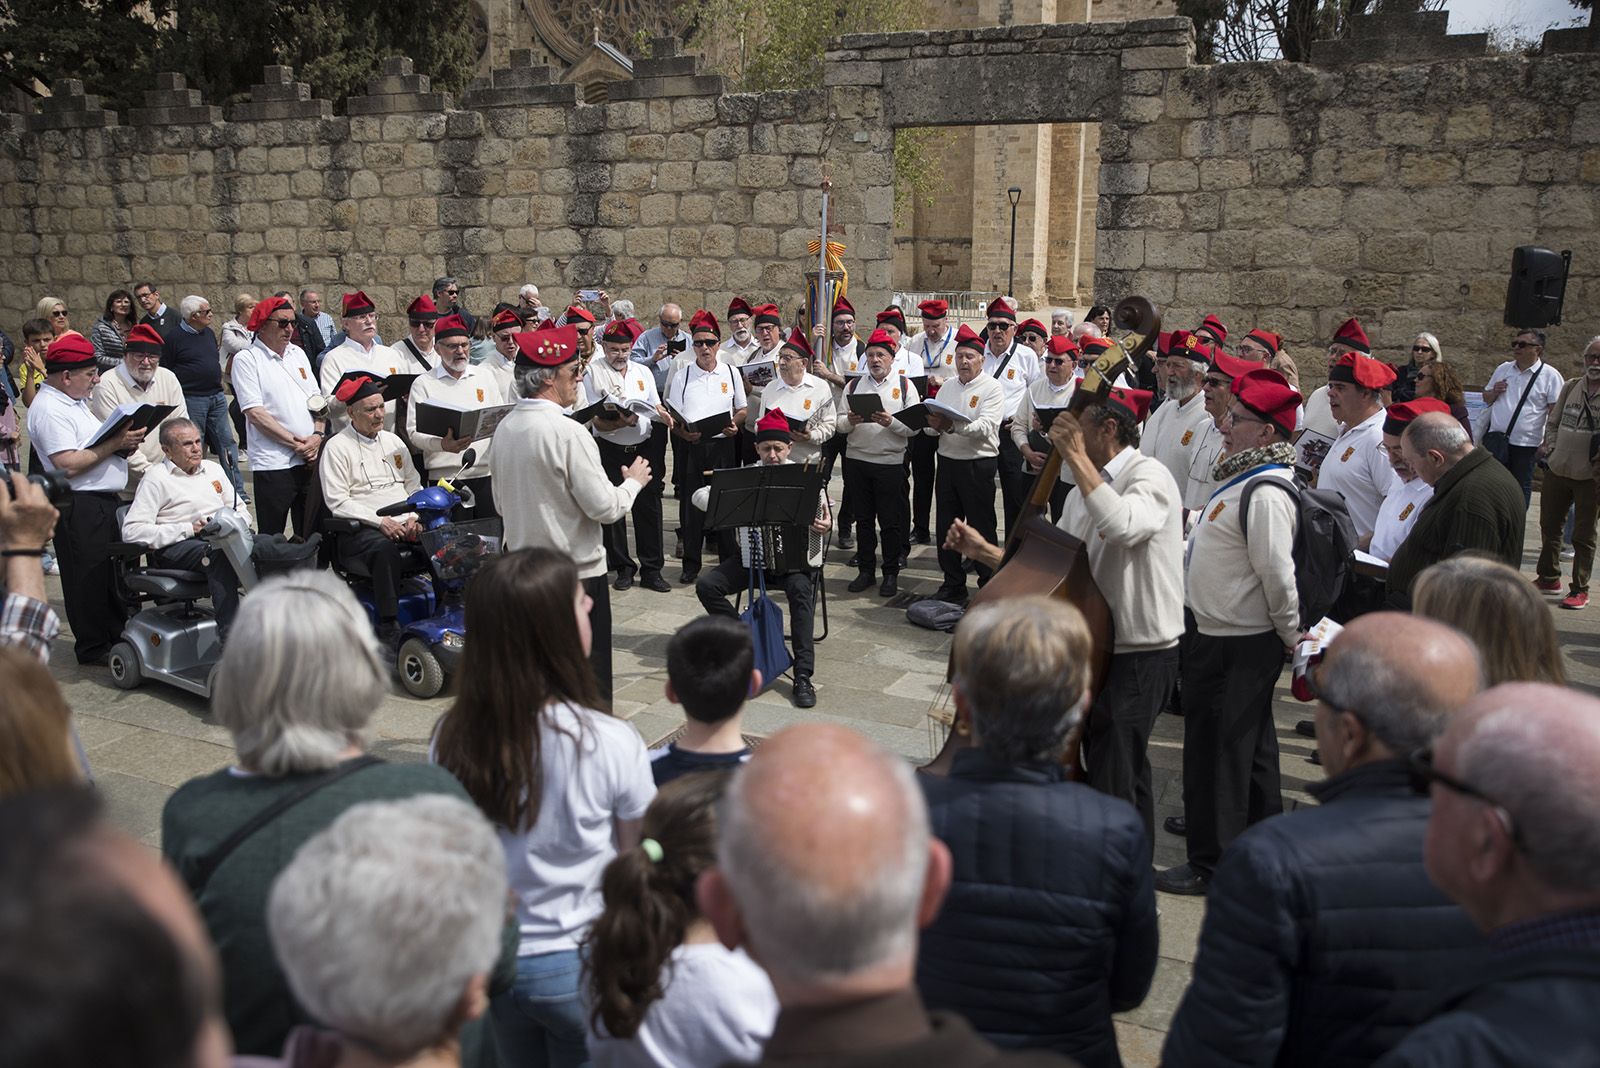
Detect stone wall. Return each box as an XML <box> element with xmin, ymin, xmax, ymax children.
<box><xmin>3</xmin><ymin>20</ymin><xmax>1599</xmax><ymax>386</ymax></box>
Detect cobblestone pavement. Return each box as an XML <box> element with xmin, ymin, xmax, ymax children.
<box><xmin>43</xmin><ymin>467</ymin><xmax>1594</xmax><ymax>1066</ymax></box>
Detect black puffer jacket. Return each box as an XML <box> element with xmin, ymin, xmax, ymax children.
<box><xmin>916</xmin><ymin>749</ymin><xmax>1158</xmax><ymax>1068</ymax></box>
<box><xmin>1374</xmin><ymin>949</ymin><xmax>1600</xmax><ymax>1067</ymax></box>
<box><xmin>1162</xmin><ymin>759</ymin><xmax>1488</xmax><ymax>1068</ymax></box>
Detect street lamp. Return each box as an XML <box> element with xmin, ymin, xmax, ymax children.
<box><xmin>1006</xmin><ymin>186</ymin><xmax>1022</xmax><ymax>301</ymax></box>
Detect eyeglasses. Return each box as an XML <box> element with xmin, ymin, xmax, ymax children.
<box><xmin>574</xmin><ymin>327</ymin><xmax>591</xmax><ymax>337</ymax></box>
<box><xmin>1222</xmin><ymin>408</ymin><xmax>1263</xmax><ymax>426</ymax></box>
<box><xmin>443</xmin><ymin>288</ymin><xmax>459</xmax><ymax>296</ymax></box>
<box><xmin>1406</xmin><ymin>746</ymin><xmax>1523</xmax><ymax>848</ymax></box>
<box><xmin>986</xmin><ymin>322</ymin><xmax>1011</xmax><ymax>333</ymax></box>
<box><xmin>1203</xmin><ymin>376</ymin><xmax>1231</xmax><ymax>389</ymax></box>
<box><xmin>1511</xmin><ymin>341</ymin><xmax>1540</xmax><ymax>350</ymax></box>
<box><xmin>128</xmin><ymin>353</ymin><xmax>161</xmax><ymax>363</ymax></box>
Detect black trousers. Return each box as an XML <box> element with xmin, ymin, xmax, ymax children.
<box><xmin>57</xmin><ymin>490</ymin><xmax>127</xmax><ymax>663</ymax></box>
<box><xmin>935</xmin><ymin>455</ymin><xmax>998</xmax><ymax>590</ymax></box>
<box><xmin>1499</xmin><ymin>443</ymin><xmax>1538</xmax><ymax>509</ymax></box>
<box><xmin>1085</xmin><ymin>646</ymin><xmax>1181</xmax><ymax>861</ymax></box>
<box><xmin>909</xmin><ymin>433</ymin><xmax>938</xmax><ymax>538</ymax></box>
<box><xmin>696</xmin><ymin>559</ymin><xmax>816</xmax><ymax>677</ymax></box>
<box><xmin>458</xmin><ymin>475</ymin><xmax>497</xmax><ymax>521</ymax></box>
<box><xmin>597</xmin><ymin>431</ymin><xmax>665</xmax><ymax>577</ymax></box>
<box><xmin>583</xmin><ymin>574</ymin><xmax>614</xmax><ymax>703</ymax></box>
<box><xmin>337</xmin><ymin>527</ymin><xmax>412</xmax><ymax>621</ymax></box>
<box><xmin>997</xmin><ymin>430</ymin><xmax>1033</xmax><ymax>539</ymax></box>
<box><xmin>847</xmin><ymin>457</ymin><xmax>907</xmax><ymax>576</ymax></box>
<box><xmin>253</xmin><ymin>466</ymin><xmax>312</xmax><ymax>537</ymax></box>
<box><xmin>153</xmin><ymin>539</ymin><xmax>242</xmax><ymax>632</ymax></box>
<box><xmin>820</xmin><ymin>434</ymin><xmax>853</xmax><ymax>537</ymax></box>
<box><xmin>678</xmin><ymin>434</ymin><xmax>736</xmax><ymax>573</ymax></box>
<box><xmin>1180</xmin><ymin>623</ymin><xmax>1285</xmax><ymax>877</ymax></box>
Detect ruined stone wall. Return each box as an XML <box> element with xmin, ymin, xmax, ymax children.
<box><xmin>1093</xmin><ymin>53</ymin><xmax>1600</xmax><ymax>378</ymax></box>
<box><xmin>0</xmin><ymin>47</ymin><xmax>893</xmax><ymax>337</ymax></box>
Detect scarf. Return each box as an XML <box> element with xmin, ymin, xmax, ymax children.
<box><xmin>1213</xmin><ymin>440</ymin><xmax>1297</xmax><ymax>483</ymax></box>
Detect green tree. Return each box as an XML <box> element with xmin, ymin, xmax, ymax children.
<box><xmin>0</xmin><ymin>0</ymin><xmax>166</xmax><ymax>114</ymax></box>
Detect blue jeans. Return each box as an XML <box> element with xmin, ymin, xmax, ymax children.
<box><xmin>490</xmin><ymin>949</ymin><xmax>589</xmax><ymax>1068</ymax></box>
<box><xmin>184</xmin><ymin>391</ymin><xmax>246</xmax><ymax>498</ymax></box>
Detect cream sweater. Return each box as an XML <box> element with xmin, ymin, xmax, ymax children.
<box><xmin>1057</xmin><ymin>448</ymin><xmax>1184</xmax><ymax>654</ymax></box>
<box><xmin>319</xmin><ymin>425</ymin><xmax>422</xmax><ymax>527</ymax></box>
<box><xmin>89</xmin><ymin>364</ymin><xmax>188</xmax><ymax>481</ymax></box>
<box><xmin>927</xmin><ymin>373</ymin><xmax>1006</xmax><ymax>460</ymax></box>
<box><xmin>492</xmin><ymin>398</ymin><xmax>642</xmax><ymax>578</ymax></box>
<box><xmin>837</xmin><ymin>372</ymin><xmax>917</xmax><ymax>463</ymax></box>
<box><xmin>1184</xmin><ymin>465</ymin><xmax>1300</xmax><ymax>645</ymax></box>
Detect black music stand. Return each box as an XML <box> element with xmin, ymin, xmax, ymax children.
<box><xmin>703</xmin><ymin>464</ymin><xmax>822</xmax><ymax>534</ymax></box>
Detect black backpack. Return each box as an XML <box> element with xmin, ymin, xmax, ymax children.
<box><xmin>1239</xmin><ymin>476</ymin><xmax>1358</xmax><ymax>630</ymax></box>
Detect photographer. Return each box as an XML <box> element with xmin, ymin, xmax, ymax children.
<box><xmin>1</xmin><ymin>470</ymin><xmax>63</xmax><ymax>660</ymax></box>
<box><xmin>25</xmin><ymin>333</ymin><xmax>147</xmax><ymax>665</ymax></box>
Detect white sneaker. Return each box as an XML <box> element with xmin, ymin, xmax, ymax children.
<box><xmin>1562</xmin><ymin>547</ymin><xmax>1576</xmax><ymax>560</ymax></box>
<box><xmin>42</xmin><ymin>552</ymin><xmax>59</xmax><ymax>575</ymax></box>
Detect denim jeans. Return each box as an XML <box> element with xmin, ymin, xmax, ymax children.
<box><xmin>489</xmin><ymin>949</ymin><xmax>589</xmax><ymax>1068</ymax></box>
<box><xmin>184</xmin><ymin>390</ymin><xmax>246</xmax><ymax>498</ymax></box>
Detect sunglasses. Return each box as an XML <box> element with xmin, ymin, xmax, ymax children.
<box><xmin>1043</xmin><ymin>357</ymin><xmax>1070</xmax><ymax>366</ymax></box>
<box><xmin>267</xmin><ymin>317</ymin><xmax>295</xmax><ymax>328</ymax></box>
<box><xmin>1511</xmin><ymin>341</ymin><xmax>1540</xmax><ymax>350</ymax></box>
<box><xmin>50</xmin><ymin>309</ymin><xmax>68</xmax><ymax>317</ymax></box>
<box><xmin>1203</xmin><ymin>376</ymin><xmax>1231</xmax><ymax>389</ymax></box>
<box><xmin>410</xmin><ymin>320</ymin><xmax>434</xmax><ymax>329</ymax></box>
<box><xmin>661</xmin><ymin>320</ymin><xmax>682</xmax><ymax>331</ymax></box>
<box><xmin>1412</xmin><ymin>345</ymin><xmax>1432</xmax><ymax>353</ymax></box>
<box><xmin>692</xmin><ymin>339</ymin><xmax>718</xmax><ymax>348</ymax></box>
<box><xmin>1406</xmin><ymin>747</ymin><xmax>1523</xmax><ymax>848</ymax></box>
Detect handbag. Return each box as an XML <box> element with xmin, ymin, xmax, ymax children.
<box><xmin>741</xmin><ymin>564</ymin><xmax>792</xmax><ymax>693</ymax></box>
<box><xmin>1482</xmin><ymin>361</ymin><xmax>1543</xmax><ymax>463</ymax></box>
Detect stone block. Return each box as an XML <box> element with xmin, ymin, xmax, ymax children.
<box><xmin>1149</xmin><ymin>159</ymin><xmax>1198</xmax><ymax>192</ymax></box>
<box><xmin>1097</xmin><ymin>230</ymin><xmax>1145</xmax><ymax>270</ymax></box>
<box><xmin>1145</xmin><ymin>231</ymin><xmax>1208</xmax><ymax>269</ymax></box>
<box><xmin>1198</xmin><ymin>158</ymin><xmax>1251</xmax><ymax>190</ymax></box>
<box><xmin>609</xmin><ymin>75</ymin><xmax>726</xmax><ymax>101</ymax></box>
<box><xmin>1253</xmin><ymin>228</ymin><xmax>1315</xmax><ymax>267</ymax></box>
<box><xmin>736</xmin><ymin>155</ymin><xmax>790</xmax><ymax>188</ymax></box>
<box><xmin>1288</xmin><ymin>186</ymin><xmax>1345</xmax><ymax>229</ymax></box>
<box><xmin>1374</xmin><ymin>111</ymin><xmax>1437</xmax><ymax>147</ymax></box>
<box><xmin>1100</xmin><ymin>162</ymin><xmax>1150</xmax><ymax>195</ymax></box>
<box><xmin>1223</xmin><ymin>188</ymin><xmax>1287</xmax><ymax>228</ymax></box>
<box><xmin>626</xmin><ymin>227</ymin><xmax>670</xmax><ymax>256</ymax></box>
<box><xmin>639</xmin><ymin>193</ymin><xmax>676</xmax><ymax>226</ymax></box>
<box><xmin>1122</xmin><ymin>45</ymin><xmax>1191</xmax><ymax>70</ymax></box>
<box><xmin>669</xmin><ymin>227</ymin><xmax>701</xmax><ymax>256</ymax></box>
<box><xmin>658</xmin><ymin>161</ymin><xmax>695</xmax><ymax>191</ymax></box>
<box><xmin>825</xmin><ymin>61</ymin><xmax>884</xmax><ymax>87</ymax></box>
<box><xmin>679</xmin><ymin>193</ymin><xmax>715</xmax><ymax>224</ymax></box>
<box><xmin>625</xmin><ymin>133</ymin><xmax>666</xmax><ymax>160</ymax></box>
<box><xmin>752</xmin><ymin>190</ymin><xmax>797</xmax><ymax>225</ymax></box>
<box><xmin>1123</xmin><ymin>193</ymin><xmax>1185</xmax><ymax>230</ymax></box>
<box><xmin>695</xmin><ymin>161</ymin><xmax>737</xmax><ymax>190</ymax></box>
<box><xmin>461</xmin><ymin>83</ymin><xmax>577</xmax><ymax>109</ymax></box>
<box><xmin>703</xmin><ymin>127</ymin><xmax>748</xmax><ymax>160</ymax></box>
<box><xmin>1182</xmin><ymin>191</ymin><xmax>1223</xmax><ymax>231</ymax></box>
<box><xmin>1397</xmin><ymin>151</ymin><xmax>1461</xmax><ymax>186</ymax></box>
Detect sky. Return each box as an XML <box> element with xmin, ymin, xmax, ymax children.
<box><xmin>1442</xmin><ymin>0</ymin><xmax>1588</xmax><ymax>39</ymax></box>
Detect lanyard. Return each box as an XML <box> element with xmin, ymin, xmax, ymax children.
<box><xmin>922</xmin><ymin>331</ymin><xmax>953</xmax><ymax>368</ymax></box>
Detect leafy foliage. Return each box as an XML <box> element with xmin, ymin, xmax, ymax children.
<box><xmin>0</xmin><ymin>0</ymin><xmax>478</xmax><ymax>112</ymax></box>
<box><xmin>1176</xmin><ymin>0</ymin><xmax>1443</xmax><ymax>62</ymax></box>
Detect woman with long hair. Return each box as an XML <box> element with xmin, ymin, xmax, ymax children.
<box><xmin>584</xmin><ymin>771</ymin><xmax>777</xmax><ymax>1067</ymax></box>
<box><xmin>91</xmin><ymin>289</ymin><xmax>138</xmax><ymax>371</ymax></box>
<box><xmin>1415</xmin><ymin>360</ymin><xmax>1471</xmax><ymax>435</ymax></box>
<box><xmin>432</xmin><ymin>547</ymin><xmax>656</xmax><ymax>1068</ymax></box>
<box><xmin>1412</xmin><ymin>555</ymin><xmax>1567</xmax><ymax>685</ymax></box>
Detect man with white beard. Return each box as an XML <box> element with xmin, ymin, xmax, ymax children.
<box><xmin>317</xmin><ymin>292</ymin><xmax>407</xmax><ymax>433</ymax></box>
<box><xmin>1140</xmin><ymin>331</ymin><xmax>1213</xmax><ymax>492</ymax></box>
<box><xmin>718</xmin><ymin>297</ymin><xmax>761</xmax><ymax>366</ymax></box>
<box><xmin>405</xmin><ymin>314</ymin><xmax>503</xmax><ymax>519</ymax></box>
<box><xmin>89</xmin><ymin>323</ymin><xmax>188</xmax><ymax>490</ymax></box>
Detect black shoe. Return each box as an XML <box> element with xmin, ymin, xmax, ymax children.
<box><xmin>1295</xmin><ymin>719</ymin><xmax>1316</xmax><ymax>738</ymax></box>
<box><xmin>377</xmin><ymin>621</ymin><xmax>403</xmax><ymax>651</ymax></box>
<box><xmin>837</xmin><ymin>530</ymin><xmax>855</xmax><ymax>550</ymax></box>
<box><xmin>898</xmin><ymin>552</ymin><xmax>909</xmax><ymax>569</ymax></box>
<box><xmin>931</xmin><ymin>585</ymin><xmax>968</xmax><ymax>606</ymax></box>
<box><xmin>912</xmin><ymin>529</ymin><xmax>931</xmax><ymax>545</ymax></box>
<box><xmin>1163</xmin><ymin>815</ymin><xmax>1187</xmax><ymax>837</ymax></box>
<box><xmin>846</xmin><ymin>553</ymin><xmax>859</xmax><ymax>568</ymax></box>
<box><xmin>961</xmin><ymin>558</ymin><xmax>977</xmax><ymax>574</ymax></box>
<box><xmin>678</xmin><ymin>568</ymin><xmax>700</xmax><ymax>585</ymax></box>
<box><xmin>879</xmin><ymin>573</ymin><xmax>898</xmax><ymax>597</ymax></box>
<box><xmin>847</xmin><ymin>571</ymin><xmax>876</xmax><ymax>593</ymax></box>
<box><xmin>1308</xmin><ymin>749</ymin><xmax>1323</xmax><ymax>766</ymax></box>
<box><xmin>612</xmin><ymin>567</ymin><xmax>636</xmax><ymax>592</ymax></box>
<box><xmin>640</xmin><ymin>571</ymin><xmax>671</xmax><ymax>593</ymax></box>
<box><xmin>1154</xmin><ymin>863</ymin><xmax>1211</xmax><ymax>896</ymax></box>
<box><xmin>792</xmin><ymin>674</ymin><xmax>817</xmax><ymax>708</ymax></box>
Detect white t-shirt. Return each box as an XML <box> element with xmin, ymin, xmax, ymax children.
<box><xmin>587</xmin><ymin>944</ymin><xmax>778</xmax><ymax>1068</ymax></box>
<box><xmin>26</xmin><ymin>384</ymin><xmax>129</xmax><ymax>493</ymax></box>
<box><xmin>495</xmin><ymin>701</ymin><xmax>656</xmax><ymax>955</ymax></box>
<box><xmin>231</xmin><ymin>340</ymin><xmax>319</xmax><ymax>472</ymax></box>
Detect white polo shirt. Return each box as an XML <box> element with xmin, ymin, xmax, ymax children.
<box><xmin>983</xmin><ymin>342</ymin><xmax>1040</xmax><ymax>420</ymax></box>
<box><xmin>231</xmin><ymin>340</ymin><xmax>319</xmax><ymax>472</ymax></box>
<box><xmin>584</xmin><ymin>358</ymin><xmax>660</xmax><ymax>448</ymax></box>
<box><xmin>914</xmin><ymin>328</ymin><xmax>958</xmax><ymax>375</ymax></box>
<box><xmin>407</xmin><ymin>363</ymin><xmax>505</xmax><ymax>478</ymax></box>
<box><xmin>756</xmin><ymin>373</ymin><xmax>835</xmax><ymax>464</ymax></box>
<box><xmin>1483</xmin><ymin>359</ymin><xmax>1565</xmax><ymax>447</ymax></box>
<box><xmin>1317</xmin><ymin>407</ymin><xmax>1396</xmax><ymax>541</ymax></box>
<box><xmin>1368</xmin><ymin>475</ymin><xmax>1433</xmax><ymax>562</ymax></box>
<box><xmin>667</xmin><ymin>360</ymin><xmax>746</xmax><ymax>425</ymax></box>
<box><xmin>26</xmin><ymin>383</ymin><xmax>128</xmax><ymax>492</ymax></box>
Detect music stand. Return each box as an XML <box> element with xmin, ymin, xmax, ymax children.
<box><xmin>704</xmin><ymin>464</ymin><xmax>822</xmax><ymax>532</ymax></box>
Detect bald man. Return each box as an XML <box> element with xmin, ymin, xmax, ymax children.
<box><xmin>0</xmin><ymin>788</ymin><xmax>231</xmax><ymax>1068</ymax></box>
<box><xmin>1377</xmin><ymin>684</ymin><xmax>1600</xmax><ymax>1067</ymax></box>
<box><xmin>1166</xmin><ymin>614</ymin><xmax>1490</xmax><ymax>1068</ymax></box>
<box><xmin>698</xmin><ymin>724</ymin><xmax>1074</xmax><ymax>1067</ymax></box>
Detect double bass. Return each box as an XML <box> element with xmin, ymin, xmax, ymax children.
<box><xmin>927</xmin><ymin>297</ymin><xmax>1162</xmax><ymax>777</ymax></box>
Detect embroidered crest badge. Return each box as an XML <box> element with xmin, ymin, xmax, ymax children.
<box><xmin>1007</xmin><ymin>369</ymin><xmax>1016</xmax><ymax>380</ymax></box>
<box><xmin>211</xmin><ymin>480</ymin><xmax>223</xmax><ymax>494</ymax></box>
<box><xmin>392</xmin><ymin>453</ymin><xmax>404</xmax><ymax>469</ymax></box>
<box><xmin>968</xmin><ymin>395</ymin><xmax>979</xmax><ymax>409</ymax></box>
<box><xmin>892</xmin><ymin>388</ymin><xmax>900</xmax><ymax>400</ymax></box>
<box><xmin>1181</xmin><ymin>430</ymin><xmax>1194</xmax><ymax>446</ymax></box>
<box><xmin>1208</xmin><ymin>501</ymin><xmax>1227</xmax><ymax>523</ymax></box>
<box><xmin>1341</xmin><ymin>447</ymin><xmax>1355</xmax><ymax>462</ymax></box>
<box><xmin>476</xmin><ymin>388</ymin><xmax>484</xmax><ymax>402</ymax></box>
<box><xmin>299</xmin><ymin>368</ymin><xmax>307</xmax><ymax>379</ymax></box>
<box><xmin>721</xmin><ymin>382</ymin><xmax>729</xmax><ymax>395</ymax></box>
<box><xmin>1399</xmin><ymin>503</ymin><xmax>1415</xmax><ymax>521</ymax></box>
<box><xmin>803</xmin><ymin>399</ymin><xmax>812</xmax><ymax>410</ymax></box>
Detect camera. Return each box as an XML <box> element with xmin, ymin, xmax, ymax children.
<box><xmin>4</xmin><ymin>470</ymin><xmax>72</xmax><ymax>505</ymax></box>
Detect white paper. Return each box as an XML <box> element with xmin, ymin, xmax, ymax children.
<box><xmin>924</xmin><ymin>397</ymin><xmax>973</xmax><ymax>425</ymax></box>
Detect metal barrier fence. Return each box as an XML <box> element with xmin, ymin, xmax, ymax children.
<box><xmin>891</xmin><ymin>290</ymin><xmax>992</xmax><ymax>326</ymax></box>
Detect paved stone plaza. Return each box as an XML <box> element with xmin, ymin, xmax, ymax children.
<box><xmin>38</xmin><ymin>454</ymin><xmax>1597</xmax><ymax>1066</ymax></box>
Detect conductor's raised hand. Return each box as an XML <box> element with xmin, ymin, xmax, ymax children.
<box><xmin>623</xmin><ymin>456</ymin><xmax>653</xmax><ymax>487</ymax></box>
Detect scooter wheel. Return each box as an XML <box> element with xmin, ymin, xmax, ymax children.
<box><xmin>108</xmin><ymin>642</ymin><xmax>143</xmax><ymax>690</ymax></box>
<box><xmin>397</xmin><ymin>637</ymin><xmax>446</xmax><ymax>699</ymax></box>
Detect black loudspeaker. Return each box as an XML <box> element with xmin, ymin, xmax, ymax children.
<box><xmin>1504</xmin><ymin>246</ymin><xmax>1570</xmax><ymax>328</ymax></box>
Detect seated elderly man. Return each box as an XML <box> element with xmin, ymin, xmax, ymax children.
<box><xmin>122</xmin><ymin>417</ymin><xmax>254</xmax><ymax>633</ymax></box>
<box><xmin>266</xmin><ymin>795</ymin><xmax>508</xmax><ymax>1067</ymax></box>
<box><xmin>319</xmin><ymin>371</ymin><xmax>422</xmax><ymax>647</ymax></box>
<box><xmin>1164</xmin><ymin>612</ymin><xmax>1489</xmax><ymax>1068</ymax></box>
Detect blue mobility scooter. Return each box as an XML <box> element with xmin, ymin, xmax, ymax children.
<box><xmin>325</xmin><ymin>478</ymin><xmax>502</xmax><ymax>698</ymax></box>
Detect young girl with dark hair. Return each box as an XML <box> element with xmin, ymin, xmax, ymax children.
<box><xmin>432</xmin><ymin>547</ymin><xmax>656</xmax><ymax>1068</ymax></box>
<box><xmin>584</xmin><ymin>771</ymin><xmax>776</xmax><ymax>1067</ymax></box>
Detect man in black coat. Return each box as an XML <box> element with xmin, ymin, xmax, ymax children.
<box><xmin>1163</xmin><ymin>612</ymin><xmax>1488</xmax><ymax>1068</ymax></box>
<box><xmin>1375</xmin><ymin>683</ymin><xmax>1600</xmax><ymax>1067</ymax></box>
